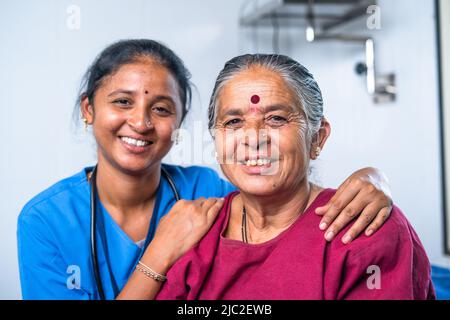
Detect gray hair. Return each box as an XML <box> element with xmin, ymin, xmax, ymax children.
<box><xmin>208</xmin><ymin>54</ymin><xmax>324</xmax><ymax>142</ymax></box>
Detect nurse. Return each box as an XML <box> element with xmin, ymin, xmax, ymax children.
<box><xmin>17</xmin><ymin>39</ymin><xmax>393</xmax><ymax>300</ymax></box>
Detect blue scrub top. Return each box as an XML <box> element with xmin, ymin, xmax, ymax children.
<box><xmin>17</xmin><ymin>164</ymin><xmax>236</xmax><ymax>300</ymax></box>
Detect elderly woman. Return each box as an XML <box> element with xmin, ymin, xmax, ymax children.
<box><xmin>156</xmin><ymin>54</ymin><xmax>435</xmax><ymax>300</ymax></box>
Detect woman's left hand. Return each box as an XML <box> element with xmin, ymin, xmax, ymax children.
<box><xmin>315</xmin><ymin>167</ymin><xmax>393</xmax><ymax>244</ymax></box>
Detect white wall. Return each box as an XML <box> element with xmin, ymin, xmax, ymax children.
<box><xmin>0</xmin><ymin>0</ymin><xmax>448</xmax><ymax>299</ymax></box>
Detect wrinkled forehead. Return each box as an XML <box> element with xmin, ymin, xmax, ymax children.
<box><xmin>217</xmin><ymin>68</ymin><xmax>299</xmax><ymax>115</ymax></box>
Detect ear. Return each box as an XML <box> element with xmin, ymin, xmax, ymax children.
<box><xmin>80</xmin><ymin>95</ymin><xmax>94</xmax><ymax>124</ymax></box>
<box><xmin>310</xmin><ymin>117</ymin><xmax>331</xmax><ymax>159</ymax></box>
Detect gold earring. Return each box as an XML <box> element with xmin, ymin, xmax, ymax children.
<box><xmin>82</xmin><ymin>118</ymin><xmax>88</xmax><ymax>132</ymax></box>
<box><xmin>315</xmin><ymin>147</ymin><xmax>321</xmax><ymax>158</ymax></box>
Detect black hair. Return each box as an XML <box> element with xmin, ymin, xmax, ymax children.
<box><xmin>74</xmin><ymin>39</ymin><xmax>192</xmax><ymax>124</ymax></box>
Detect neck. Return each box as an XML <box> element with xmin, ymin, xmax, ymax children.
<box><xmin>94</xmin><ymin>154</ymin><xmax>161</xmax><ymax>214</ymax></box>
<box><xmin>239</xmin><ymin>180</ymin><xmax>316</xmax><ymax>237</ymax></box>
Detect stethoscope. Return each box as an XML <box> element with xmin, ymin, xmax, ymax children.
<box><xmin>89</xmin><ymin>164</ymin><xmax>180</xmax><ymax>300</ymax></box>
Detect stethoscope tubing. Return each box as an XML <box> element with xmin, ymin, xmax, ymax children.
<box><xmin>89</xmin><ymin>164</ymin><xmax>179</xmax><ymax>300</ymax></box>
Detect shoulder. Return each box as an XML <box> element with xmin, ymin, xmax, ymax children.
<box><xmin>18</xmin><ymin>167</ymin><xmax>91</xmax><ymax>226</ymax></box>
<box><xmin>324</xmin><ymin>204</ymin><xmax>433</xmax><ymax>299</ymax></box>
<box><xmin>313</xmin><ymin>188</ymin><xmax>337</xmax><ymax>208</ymax></box>
<box><xmin>330</xmin><ymin>204</ymin><xmax>426</xmax><ymax>263</ymax></box>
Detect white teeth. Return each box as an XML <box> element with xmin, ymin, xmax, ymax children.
<box><xmin>121</xmin><ymin>136</ymin><xmax>150</xmax><ymax>147</ymax></box>
<box><xmin>245</xmin><ymin>158</ymin><xmax>271</xmax><ymax>166</ymax></box>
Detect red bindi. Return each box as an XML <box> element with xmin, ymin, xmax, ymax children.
<box><xmin>250</xmin><ymin>95</ymin><xmax>260</xmax><ymax>104</ymax></box>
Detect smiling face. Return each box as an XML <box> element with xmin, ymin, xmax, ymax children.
<box><xmin>81</xmin><ymin>57</ymin><xmax>183</xmax><ymax>175</ymax></box>
<box><xmin>214</xmin><ymin>66</ymin><xmax>318</xmax><ymax>196</ymax></box>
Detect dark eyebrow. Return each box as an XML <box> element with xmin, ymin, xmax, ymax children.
<box><xmin>107</xmin><ymin>91</ymin><xmax>177</xmax><ymax>107</ymax></box>
<box><xmin>220</xmin><ymin>107</ymin><xmax>244</xmax><ymax>117</ymax></box>
<box><xmin>152</xmin><ymin>95</ymin><xmax>176</xmax><ymax>105</ymax></box>
<box><xmin>107</xmin><ymin>89</ymin><xmax>135</xmax><ymax>97</ymax></box>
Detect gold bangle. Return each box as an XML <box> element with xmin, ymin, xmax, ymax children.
<box><xmin>136</xmin><ymin>261</ymin><xmax>167</xmax><ymax>282</ymax></box>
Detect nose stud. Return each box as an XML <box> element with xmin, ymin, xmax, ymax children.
<box><xmin>145</xmin><ymin>120</ymin><xmax>153</xmax><ymax>128</ymax></box>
